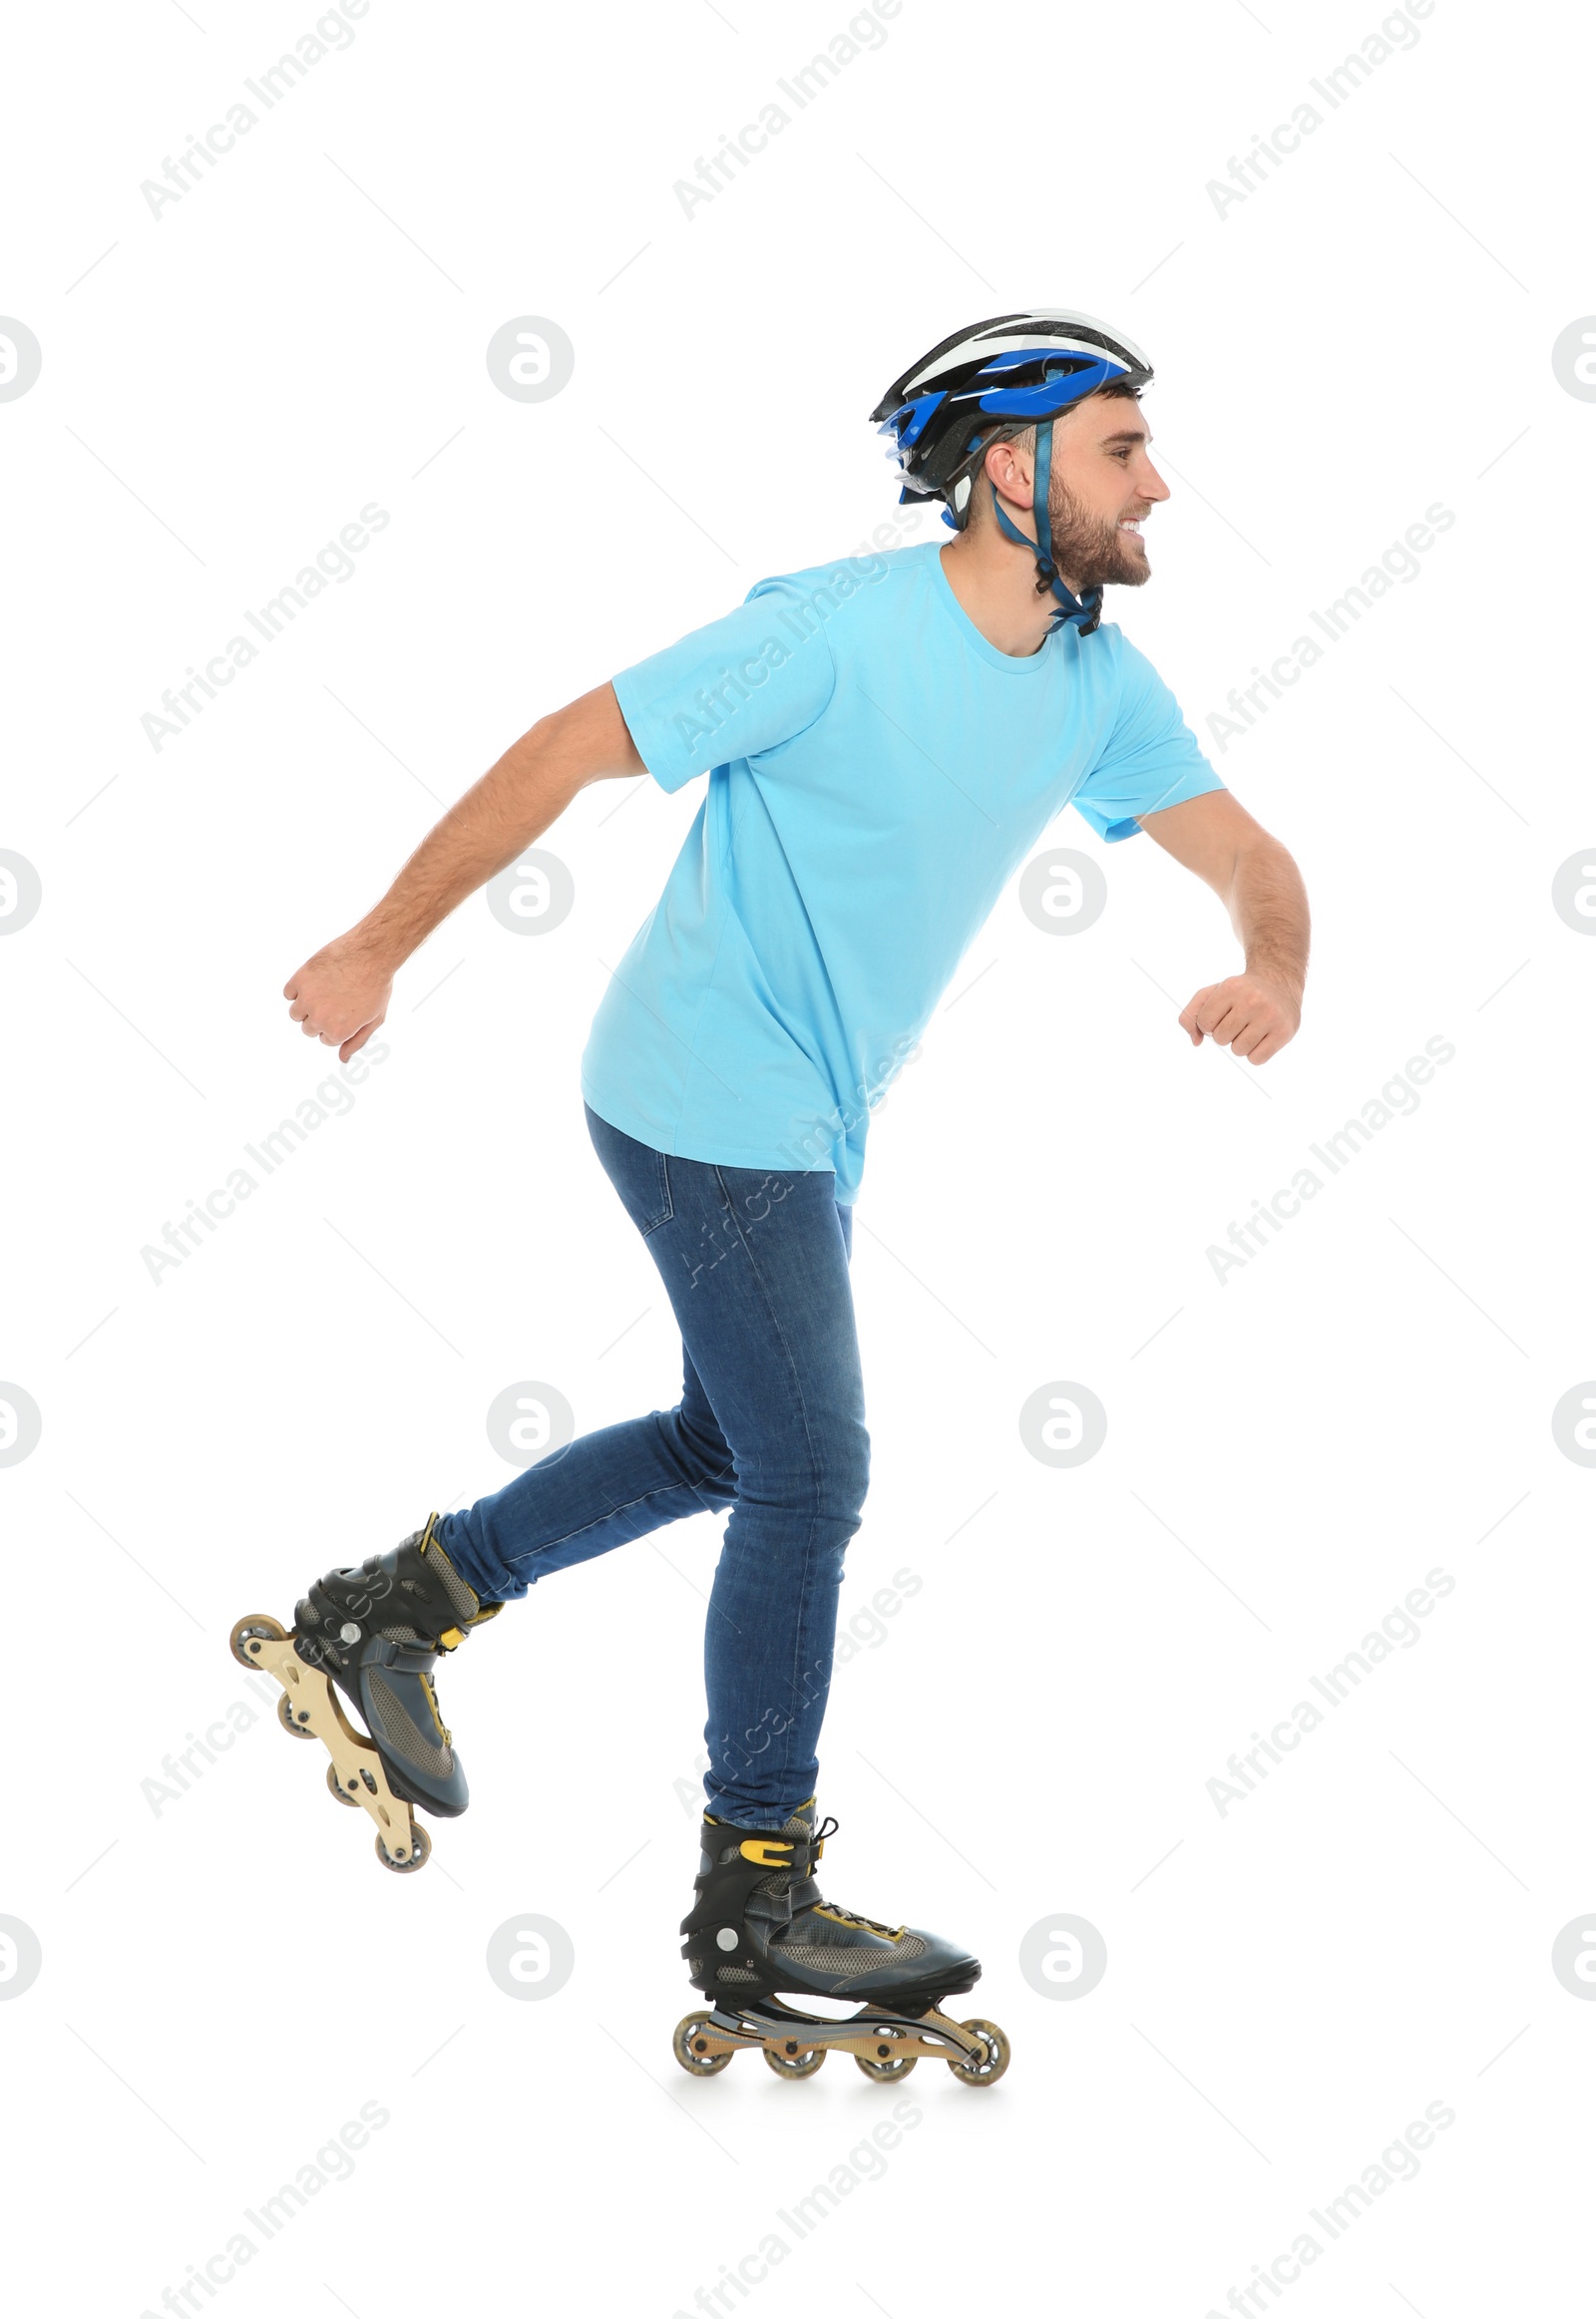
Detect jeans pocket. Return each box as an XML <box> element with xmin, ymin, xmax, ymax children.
<box><xmin>633</xmin><ymin>1150</ymin><xmax>673</xmax><ymax>1237</ymax></box>
<box><xmin>586</xmin><ymin>1102</ymin><xmax>674</xmax><ymax>1236</ymax></box>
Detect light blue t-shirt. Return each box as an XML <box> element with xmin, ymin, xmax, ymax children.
<box><xmin>582</xmin><ymin>542</ymin><xmax>1225</xmax><ymax>1203</ymax></box>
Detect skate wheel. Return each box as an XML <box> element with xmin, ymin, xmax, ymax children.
<box><xmin>947</xmin><ymin>2018</ymin><xmax>1009</xmax><ymax>2087</ymax></box>
<box><xmin>230</xmin><ymin>1613</ymin><xmax>285</xmax><ymax>1669</ymax></box>
<box><xmin>854</xmin><ymin>2027</ymin><xmax>919</xmax><ymax>2082</ymax></box>
<box><xmin>375</xmin><ymin>1822</ymin><xmax>430</xmax><ymax>1874</ymax></box>
<box><xmin>672</xmin><ymin>2012</ymin><xmax>733</xmax><ymax>2077</ymax></box>
<box><xmin>762</xmin><ymin>2040</ymin><xmax>826</xmax><ymax>2079</ymax></box>
<box><xmin>277</xmin><ymin>1692</ymin><xmax>317</xmax><ymax>1740</ymax></box>
<box><xmin>326</xmin><ymin>1763</ymin><xmax>360</xmax><ymax>1808</ymax></box>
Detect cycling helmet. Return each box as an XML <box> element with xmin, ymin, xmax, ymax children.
<box><xmin>871</xmin><ymin>310</ymin><xmax>1152</xmax><ymax>636</ymax></box>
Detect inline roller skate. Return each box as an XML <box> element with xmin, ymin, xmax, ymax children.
<box><xmin>229</xmin><ymin>1513</ymin><xmax>501</xmax><ymax>1873</ymax></box>
<box><xmin>672</xmin><ymin>1797</ymin><xmax>1009</xmax><ymax>2086</ymax></box>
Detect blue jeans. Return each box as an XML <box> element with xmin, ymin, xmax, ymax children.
<box><xmin>436</xmin><ymin>1102</ymin><xmax>870</xmax><ymax>1829</ymax></box>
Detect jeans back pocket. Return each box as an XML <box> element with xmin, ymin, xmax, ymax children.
<box><xmin>586</xmin><ymin>1102</ymin><xmax>674</xmax><ymax>1236</ymax></box>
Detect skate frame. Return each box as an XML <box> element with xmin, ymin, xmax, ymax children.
<box><xmin>699</xmin><ymin>1998</ymin><xmax>991</xmax><ymax>2067</ymax></box>
<box><xmin>241</xmin><ymin>1628</ymin><xmax>421</xmax><ymax>1866</ymax></box>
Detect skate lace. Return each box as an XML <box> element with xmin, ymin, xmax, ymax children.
<box><xmin>814</xmin><ymin>1902</ymin><xmax>903</xmax><ymax>1939</ymax></box>
<box><xmin>796</xmin><ymin>1817</ymin><xmax>899</xmax><ymax>1937</ymax></box>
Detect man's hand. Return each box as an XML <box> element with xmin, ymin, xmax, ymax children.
<box><xmin>279</xmin><ymin>676</ymin><xmax>639</xmax><ymax>1061</ymax></box>
<box><xmin>277</xmin><ymin>683</ymin><xmax>644</xmax><ymax>1061</ymax></box>
<box><xmin>1179</xmin><ymin>972</ymin><xmax>1300</xmax><ymax>1065</ymax></box>
<box><xmin>1137</xmin><ymin>793</ymin><xmax>1309</xmax><ymax>1069</ymax></box>
<box><xmin>283</xmin><ymin>931</ymin><xmax>394</xmax><ymax>1062</ymax></box>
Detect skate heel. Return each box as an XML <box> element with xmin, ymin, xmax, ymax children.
<box><xmin>230</xmin><ymin>1615</ymin><xmax>431</xmax><ymax>1874</ymax></box>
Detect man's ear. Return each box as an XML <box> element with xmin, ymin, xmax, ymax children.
<box><xmin>983</xmin><ymin>437</ymin><xmax>1034</xmax><ymax>516</ymax></box>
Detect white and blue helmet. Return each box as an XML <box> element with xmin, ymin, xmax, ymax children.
<box><xmin>872</xmin><ymin>310</ymin><xmax>1152</xmax><ymax>634</ymax></box>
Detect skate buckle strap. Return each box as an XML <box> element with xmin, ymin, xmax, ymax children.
<box><xmin>368</xmin><ymin>1638</ymin><xmax>448</xmax><ymax>1676</ymax></box>
<box><xmin>739</xmin><ymin>1836</ymin><xmax>796</xmax><ymax>1868</ymax></box>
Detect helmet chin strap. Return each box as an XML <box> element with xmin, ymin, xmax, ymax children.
<box><xmin>986</xmin><ymin>416</ymin><xmax>1104</xmax><ymax>637</ymax></box>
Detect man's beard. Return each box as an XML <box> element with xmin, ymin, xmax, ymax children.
<box><xmin>1045</xmin><ymin>481</ymin><xmax>1149</xmax><ymax>591</ymax></box>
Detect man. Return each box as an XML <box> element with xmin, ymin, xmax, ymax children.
<box><xmin>264</xmin><ymin>312</ymin><xmax>1308</xmax><ymax>2068</ymax></box>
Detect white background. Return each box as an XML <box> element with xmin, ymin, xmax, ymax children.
<box><xmin>2</xmin><ymin>0</ymin><xmax>1592</xmax><ymax>2312</ymax></box>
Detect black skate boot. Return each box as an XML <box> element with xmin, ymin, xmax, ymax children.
<box><xmin>230</xmin><ymin>1513</ymin><xmax>501</xmax><ymax>1874</ymax></box>
<box><xmin>672</xmin><ymin>1798</ymin><xmax>1009</xmax><ymax>2087</ymax></box>
<box><xmin>290</xmin><ymin>1513</ymin><xmax>502</xmax><ymax>1817</ymax></box>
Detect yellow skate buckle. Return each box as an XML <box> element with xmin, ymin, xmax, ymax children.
<box><xmin>739</xmin><ymin>1837</ymin><xmax>794</xmax><ymax>1868</ymax></box>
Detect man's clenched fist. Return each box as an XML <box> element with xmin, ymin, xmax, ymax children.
<box><xmin>283</xmin><ymin>932</ymin><xmax>393</xmax><ymax>1063</ymax></box>
<box><xmin>1179</xmin><ymin>973</ymin><xmax>1300</xmax><ymax>1066</ymax></box>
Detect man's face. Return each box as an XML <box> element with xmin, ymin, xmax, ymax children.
<box><xmin>1043</xmin><ymin>394</ymin><xmax>1170</xmax><ymax>589</ymax></box>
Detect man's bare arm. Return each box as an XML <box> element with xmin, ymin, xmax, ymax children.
<box><xmin>283</xmin><ymin>682</ymin><xmax>644</xmax><ymax>1059</ymax></box>
<box><xmin>1136</xmin><ymin>788</ymin><xmax>1310</xmax><ymax>1066</ymax></box>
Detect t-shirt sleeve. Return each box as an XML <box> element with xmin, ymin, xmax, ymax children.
<box><xmin>610</xmin><ymin>583</ymin><xmax>838</xmax><ymax>794</ymax></box>
<box><xmin>1070</xmin><ymin>630</ymin><xmax>1227</xmax><ymax>843</ymax></box>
